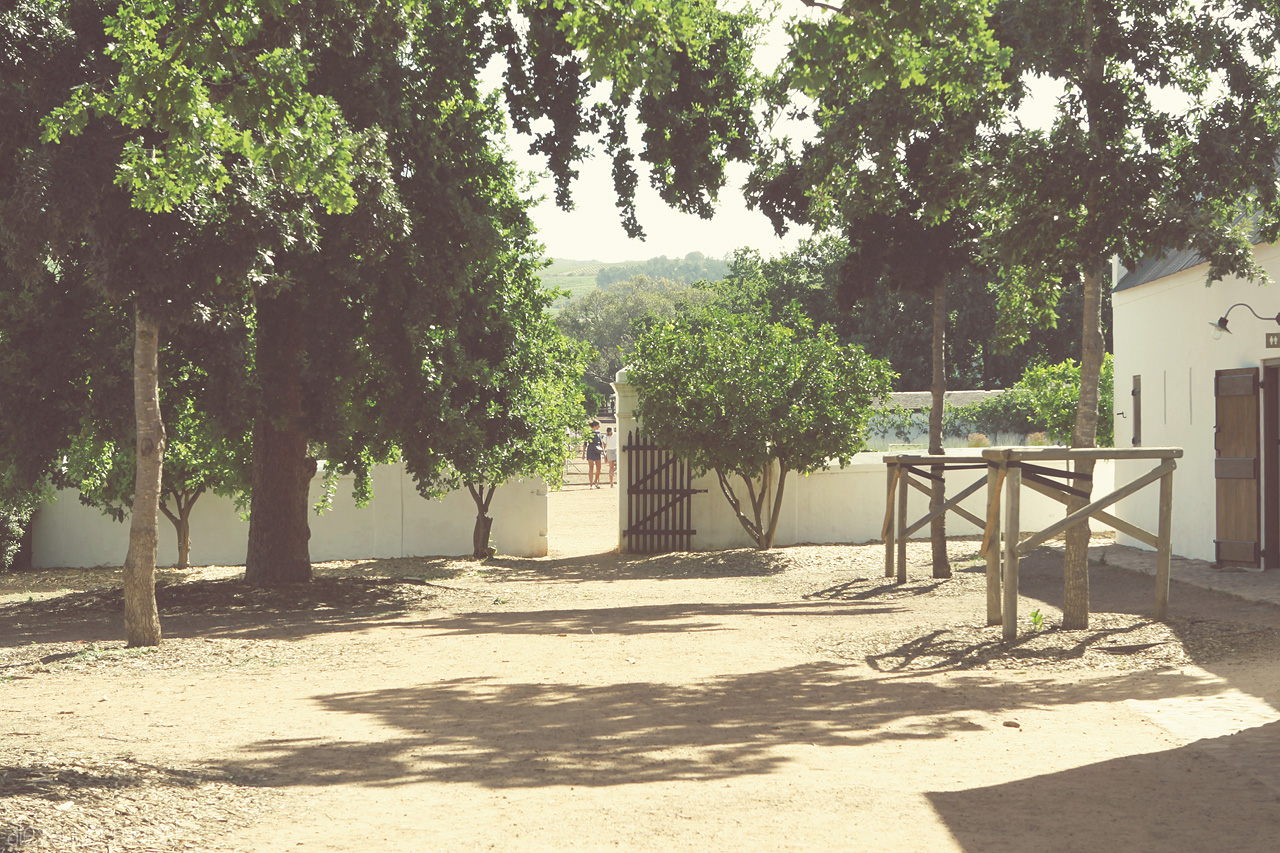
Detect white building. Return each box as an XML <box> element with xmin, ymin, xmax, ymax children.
<box><xmin>1111</xmin><ymin>241</ymin><xmax>1280</xmax><ymax>568</ymax></box>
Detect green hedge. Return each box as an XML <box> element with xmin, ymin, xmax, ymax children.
<box><xmin>0</xmin><ymin>486</ymin><xmax>38</xmax><ymax>571</ymax></box>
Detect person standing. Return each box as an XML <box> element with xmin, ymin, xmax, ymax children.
<box><xmin>584</xmin><ymin>420</ymin><xmax>604</xmax><ymax>488</ymax></box>
<box><xmin>605</xmin><ymin>426</ymin><xmax>618</xmax><ymax>487</ymax></box>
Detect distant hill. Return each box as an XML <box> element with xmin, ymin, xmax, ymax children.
<box><xmin>539</xmin><ymin>254</ymin><xmax>729</xmax><ymax>308</ymax></box>
<box><xmin>539</xmin><ymin>258</ymin><xmax>611</xmax><ymax>303</ymax></box>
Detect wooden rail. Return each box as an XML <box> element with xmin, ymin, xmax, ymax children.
<box><xmin>882</xmin><ymin>454</ymin><xmax>988</xmax><ymax>587</ymax></box>
<box><xmin>883</xmin><ymin>447</ymin><xmax>1182</xmax><ymax>640</ymax></box>
<box><xmin>981</xmin><ymin>447</ymin><xmax>1181</xmax><ymax>639</ymax></box>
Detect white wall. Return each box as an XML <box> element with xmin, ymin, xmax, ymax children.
<box><xmin>612</xmin><ymin>371</ymin><xmax>1114</xmax><ymax>552</ymax></box>
<box><xmin>686</xmin><ymin>454</ymin><xmax>1114</xmax><ymax>550</ymax></box>
<box><xmin>1111</xmin><ymin>242</ymin><xmax>1280</xmax><ymax>562</ymax></box>
<box><xmin>31</xmin><ymin>464</ymin><xmax>548</xmax><ymax>568</ymax></box>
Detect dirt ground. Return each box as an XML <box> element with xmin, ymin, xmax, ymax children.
<box><xmin>4</xmin><ymin>484</ymin><xmax>1280</xmax><ymax>852</ymax></box>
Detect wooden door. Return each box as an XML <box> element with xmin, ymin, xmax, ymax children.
<box><xmin>1214</xmin><ymin>368</ymin><xmax>1261</xmax><ymax>567</ymax></box>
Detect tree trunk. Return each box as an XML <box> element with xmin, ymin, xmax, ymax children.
<box><xmin>1062</xmin><ymin>262</ymin><xmax>1105</xmax><ymax>628</ymax></box>
<box><xmin>761</xmin><ymin>464</ymin><xmax>788</xmax><ymax>550</ymax></box>
<box><xmin>245</xmin><ymin>292</ymin><xmax>313</xmax><ymax>586</ymax></box>
<box><xmin>177</xmin><ymin>519</ymin><xmax>190</xmax><ymax>571</ymax></box>
<box><xmin>1062</xmin><ymin>0</ymin><xmax>1107</xmax><ymax>630</ymax></box>
<box><xmin>468</xmin><ymin>483</ymin><xmax>497</xmax><ymax>560</ymax></box>
<box><xmin>160</xmin><ymin>488</ymin><xmax>201</xmax><ymax>571</ymax></box>
<box><xmin>122</xmin><ymin>307</ymin><xmax>164</xmax><ymax>647</ymax></box>
<box><xmin>929</xmin><ymin>275</ymin><xmax>951</xmax><ymax>578</ymax></box>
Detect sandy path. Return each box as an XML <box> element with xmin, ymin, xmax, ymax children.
<box><xmin>547</xmin><ymin>481</ymin><xmax>620</xmax><ymax>558</ymax></box>
<box><xmin>5</xmin><ymin>492</ymin><xmax>1280</xmax><ymax>851</ymax></box>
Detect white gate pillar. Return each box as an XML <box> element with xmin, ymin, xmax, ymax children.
<box><xmin>611</xmin><ymin>369</ymin><xmax>639</xmax><ymax>553</ymax></box>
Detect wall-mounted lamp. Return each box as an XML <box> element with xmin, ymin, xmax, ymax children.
<box><xmin>1209</xmin><ymin>303</ymin><xmax>1280</xmax><ymax>339</ymax></box>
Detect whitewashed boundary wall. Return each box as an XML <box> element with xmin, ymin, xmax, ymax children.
<box><xmin>31</xmin><ymin>464</ymin><xmax>548</xmax><ymax>568</ymax></box>
<box><xmin>682</xmin><ymin>455</ymin><xmax>1114</xmax><ymax>551</ymax></box>
<box><xmin>613</xmin><ymin>370</ymin><xmax>1113</xmax><ymax>552</ymax></box>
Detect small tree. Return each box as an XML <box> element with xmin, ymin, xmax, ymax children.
<box><xmin>629</xmin><ymin>311</ymin><xmax>894</xmax><ymax>549</ymax></box>
<box><xmin>405</xmin><ymin>335</ymin><xmax>589</xmax><ymax>560</ymax></box>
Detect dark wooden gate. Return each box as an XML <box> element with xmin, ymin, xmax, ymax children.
<box><xmin>623</xmin><ymin>429</ymin><xmax>705</xmax><ymax>553</ymax></box>
<box><xmin>1214</xmin><ymin>367</ymin><xmax>1261</xmax><ymax>568</ymax></box>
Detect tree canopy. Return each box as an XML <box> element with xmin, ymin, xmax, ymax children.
<box><xmin>1</xmin><ymin>0</ymin><xmax>769</xmax><ymax>650</ymax></box>
<box><xmin>984</xmin><ymin>0</ymin><xmax>1280</xmax><ymax>628</ymax></box>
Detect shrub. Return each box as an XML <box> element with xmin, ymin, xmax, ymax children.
<box><xmin>943</xmin><ymin>390</ymin><xmax>1042</xmax><ymax>439</ymax></box>
<box><xmin>0</xmin><ymin>473</ymin><xmax>41</xmax><ymax>571</ymax></box>
<box><xmin>1016</xmin><ymin>354</ymin><xmax>1114</xmax><ymax>446</ymax></box>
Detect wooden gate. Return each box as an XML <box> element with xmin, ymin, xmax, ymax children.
<box><xmin>622</xmin><ymin>429</ymin><xmax>705</xmax><ymax>553</ymax></box>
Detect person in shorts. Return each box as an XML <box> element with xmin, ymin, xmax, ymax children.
<box><xmin>583</xmin><ymin>420</ymin><xmax>604</xmax><ymax>488</ymax></box>
<box><xmin>605</xmin><ymin>426</ymin><xmax>618</xmax><ymax>487</ymax></box>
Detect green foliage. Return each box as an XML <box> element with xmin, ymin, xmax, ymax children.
<box><xmin>863</xmin><ymin>359</ymin><xmax>1114</xmax><ymax>448</ymax></box>
<box><xmin>629</xmin><ymin>311</ymin><xmax>894</xmax><ymax>546</ymax></box>
<box><xmin>556</xmin><ymin>275</ymin><xmax>714</xmax><ymax>390</ymax></box>
<box><xmin>1016</xmin><ymin>355</ymin><xmax>1115</xmax><ymax>448</ymax></box>
<box><xmin>578</xmin><ymin>380</ymin><xmax>608</xmax><ymax>418</ymax></box>
<box><xmin>863</xmin><ymin>390</ymin><xmax>1044</xmax><ymax>446</ymax></box>
<box><xmin>41</xmin><ymin>0</ymin><xmax>362</xmax><ymax>216</ymax></box>
<box><xmin>503</xmin><ymin>0</ymin><xmax>762</xmax><ymax>236</ymax></box>
<box><xmin>942</xmin><ymin>391</ymin><xmax>1041</xmax><ymax>440</ymax></box>
<box><xmin>864</xmin><ymin>405</ymin><xmax>927</xmax><ymax>444</ymax></box>
<box><xmin>398</xmin><ymin>237</ymin><xmax>590</xmax><ymax>556</ymax></box>
<box><xmin>697</xmin><ymin>239</ymin><xmax>1104</xmax><ymax>391</ymax></box>
<box><xmin>539</xmin><ymin>259</ymin><xmax>611</xmax><ymax>304</ymax></box>
<box><xmin>0</xmin><ymin>469</ymin><xmax>42</xmax><ymax>571</ymax></box>
<box><xmin>990</xmin><ymin>0</ymin><xmax>1280</xmax><ymax>294</ymax></box>
<box><xmin>4</xmin><ymin>0</ymin><xmax>770</xmax><ymax>582</ymax></box>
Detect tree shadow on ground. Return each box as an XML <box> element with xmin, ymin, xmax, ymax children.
<box><xmin>212</xmin><ymin>660</ymin><xmax>1225</xmax><ymax>791</ymax></box>
<box><xmin>0</xmin><ymin>576</ymin><xmax>457</xmax><ymax>647</ymax></box>
<box><xmin>0</xmin><ymin>756</ymin><xmax>212</xmax><ymax>800</ymax></box>
<box><xmin>806</xmin><ymin>576</ymin><xmax>953</xmax><ymax>601</ymax></box>
<box><xmin>0</xmin><ymin>561</ymin><xmax>900</xmax><ymax>649</ymax></box>
<box><xmin>478</xmin><ymin>548</ymin><xmax>791</xmax><ymax>582</ymax></box>
<box><xmin>408</xmin><ymin>598</ymin><xmax>905</xmax><ymax>638</ymax></box>
<box><xmin>814</xmin><ymin>548</ymin><xmax>1280</xmax><ymax>674</ymax></box>
<box><xmin>928</xmin><ymin>720</ymin><xmax>1280</xmax><ymax>852</ymax></box>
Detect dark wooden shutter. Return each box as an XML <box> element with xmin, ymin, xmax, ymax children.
<box><xmin>1131</xmin><ymin>375</ymin><xmax>1142</xmax><ymax>446</ymax></box>
<box><xmin>1214</xmin><ymin>368</ymin><xmax>1261</xmax><ymax>567</ymax></box>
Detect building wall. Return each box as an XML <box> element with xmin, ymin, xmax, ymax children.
<box><xmin>30</xmin><ymin>464</ymin><xmax>549</xmax><ymax>568</ymax></box>
<box><xmin>1111</xmin><ymin>242</ymin><xmax>1280</xmax><ymax>561</ymax></box>
<box><xmin>613</xmin><ymin>372</ymin><xmax>1113</xmax><ymax>552</ymax></box>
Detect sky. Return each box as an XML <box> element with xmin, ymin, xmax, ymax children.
<box><xmin>516</xmin><ymin>155</ymin><xmax>811</xmax><ymax>265</ymax></box>
<box><xmin>507</xmin><ymin>1</ymin><xmax>811</xmax><ymax>266</ymax></box>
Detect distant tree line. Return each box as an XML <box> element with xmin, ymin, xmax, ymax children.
<box><xmin>596</xmin><ymin>252</ymin><xmax>729</xmax><ymax>289</ymax></box>
<box><xmin>556</xmin><ymin>236</ymin><xmax>1110</xmax><ymax>397</ymax></box>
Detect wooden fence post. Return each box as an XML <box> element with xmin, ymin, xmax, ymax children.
<box><xmin>897</xmin><ymin>466</ymin><xmax>909</xmax><ymax>584</ymax></box>
<box><xmin>1155</xmin><ymin>469</ymin><xmax>1174</xmax><ymax>620</ymax></box>
<box><xmin>985</xmin><ymin>462</ymin><xmax>1002</xmax><ymax>627</ymax></box>
<box><xmin>885</xmin><ymin>463</ymin><xmax>896</xmax><ymax>579</ymax></box>
<box><xmin>1003</xmin><ymin>463</ymin><xmax>1022</xmax><ymax>641</ymax></box>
